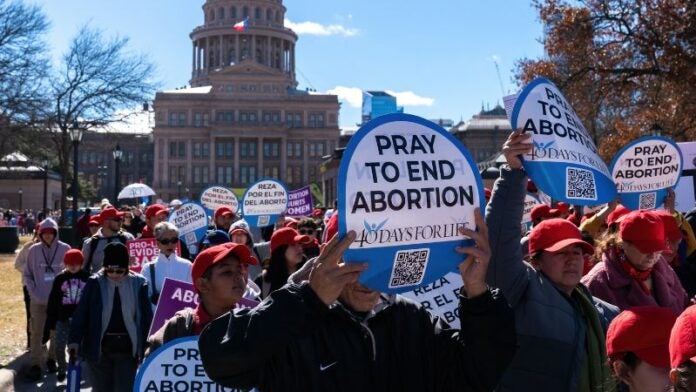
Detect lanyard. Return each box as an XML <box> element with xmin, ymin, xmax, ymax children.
<box><xmin>42</xmin><ymin>244</ymin><xmax>59</xmax><ymax>273</ymax></box>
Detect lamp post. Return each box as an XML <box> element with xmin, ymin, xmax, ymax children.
<box><xmin>42</xmin><ymin>159</ymin><xmax>49</xmax><ymax>214</ymax></box>
<box><xmin>18</xmin><ymin>188</ymin><xmax>23</xmax><ymax>211</ymax></box>
<box><xmin>112</xmin><ymin>144</ymin><xmax>123</xmax><ymax>203</ymax></box>
<box><xmin>69</xmin><ymin>121</ymin><xmax>84</xmax><ymax>246</ymax></box>
<box><xmin>177</xmin><ymin>180</ymin><xmax>182</xmax><ymax>199</ymax></box>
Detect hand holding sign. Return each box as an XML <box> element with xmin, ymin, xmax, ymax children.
<box><xmin>502</xmin><ymin>130</ymin><xmax>533</xmax><ymax>170</ymax></box>
<box><xmin>309</xmin><ymin>231</ymin><xmax>368</xmax><ymax>306</ymax></box>
<box><xmin>455</xmin><ymin>209</ymin><xmax>490</xmax><ymax>298</ymax></box>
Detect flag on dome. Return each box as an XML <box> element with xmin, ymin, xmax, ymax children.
<box><xmin>233</xmin><ymin>18</ymin><xmax>249</xmax><ymax>32</ymax></box>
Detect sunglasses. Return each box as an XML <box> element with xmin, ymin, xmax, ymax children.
<box><xmin>298</xmin><ymin>229</ymin><xmax>315</xmax><ymax>235</ymax></box>
<box><xmin>158</xmin><ymin>238</ymin><xmax>178</xmax><ymax>245</ymax></box>
<box><xmin>105</xmin><ymin>268</ymin><xmax>127</xmax><ymax>275</ymax></box>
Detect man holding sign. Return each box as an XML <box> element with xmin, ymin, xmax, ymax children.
<box><xmin>198</xmin><ymin>212</ymin><xmax>515</xmax><ymax>391</ymax></box>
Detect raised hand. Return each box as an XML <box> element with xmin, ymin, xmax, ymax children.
<box><xmin>502</xmin><ymin>129</ymin><xmax>532</xmax><ymax>170</ymax></box>
<box><xmin>456</xmin><ymin>208</ymin><xmax>491</xmax><ymax>298</ymax></box>
<box><xmin>309</xmin><ymin>231</ymin><xmax>368</xmax><ymax>306</ymax></box>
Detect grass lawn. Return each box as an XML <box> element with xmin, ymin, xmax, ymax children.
<box><xmin>0</xmin><ymin>236</ymin><xmax>31</xmax><ymax>366</ymax></box>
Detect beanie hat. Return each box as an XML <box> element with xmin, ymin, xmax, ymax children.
<box><xmin>103</xmin><ymin>242</ymin><xmax>129</xmax><ymax>269</ymax></box>
<box><xmin>64</xmin><ymin>249</ymin><xmax>84</xmax><ymax>266</ymax></box>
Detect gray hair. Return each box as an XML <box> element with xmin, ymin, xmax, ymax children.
<box><xmin>154</xmin><ymin>221</ymin><xmax>179</xmax><ymax>240</ymax></box>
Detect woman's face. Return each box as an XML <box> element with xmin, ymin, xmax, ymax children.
<box><xmin>156</xmin><ymin>231</ymin><xmax>179</xmax><ymax>256</ymax></box>
<box><xmin>622</xmin><ymin>241</ymin><xmax>663</xmax><ymax>271</ymax></box>
<box><xmin>284</xmin><ymin>243</ymin><xmax>304</xmax><ymax>267</ymax></box>
<box><xmin>617</xmin><ymin>360</ymin><xmax>670</xmax><ymax>392</ymax></box>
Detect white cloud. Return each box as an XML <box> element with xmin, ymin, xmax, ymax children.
<box><xmin>326</xmin><ymin>86</ymin><xmax>363</xmax><ymax>108</ymax></box>
<box><xmin>385</xmin><ymin>90</ymin><xmax>435</xmax><ymax>107</ymax></box>
<box><xmin>284</xmin><ymin>19</ymin><xmax>358</xmax><ymax>37</ymax></box>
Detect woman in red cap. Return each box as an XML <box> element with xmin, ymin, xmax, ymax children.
<box><xmin>606</xmin><ymin>306</ymin><xmax>677</xmax><ymax>391</ymax></box>
<box><xmin>254</xmin><ymin>227</ymin><xmax>310</xmax><ymax>299</ymax></box>
<box><xmin>582</xmin><ymin>210</ymin><xmax>689</xmax><ymax>314</ymax></box>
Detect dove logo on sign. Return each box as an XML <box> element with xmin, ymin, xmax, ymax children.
<box><xmin>363</xmin><ymin>219</ymin><xmax>388</xmax><ymax>234</ymax></box>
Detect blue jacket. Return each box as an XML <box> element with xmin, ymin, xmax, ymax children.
<box><xmin>485</xmin><ymin>166</ymin><xmax>618</xmax><ymax>392</ymax></box>
<box><xmin>69</xmin><ymin>272</ymin><xmax>152</xmax><ymax>362</ymax></box>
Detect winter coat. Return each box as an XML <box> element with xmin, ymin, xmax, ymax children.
<box><xmin>198</xmin><ymin>282</ymin><xmax>516</xmax><ymax>392</ymax></box>
<box><xmin>581</xmin><ymin>250</ymin><xmax>689</xmax><ymax>314</ymax></box>
<box><xmin>485</xmin><ymin>166</ymin><xmax>619</xmax><ymax>392</ymax></box>
<box><xmin>23</xmin><ymin>218</ymin><xmax>71</xmax><ymax>304</ymax></box>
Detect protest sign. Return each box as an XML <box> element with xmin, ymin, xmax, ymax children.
<box><xmin>675</xmin><ymin>142</ymin><xmax>696</xmax><ymax>213</ymax></box>
<box><xmin>610</xmin><ymin>136</ymin><xmax>682</xmax><ymax>211</ymax></box>
<box><xmin>506</xmin><ymin>77</ymin><xmax>616</xmax><ymax>205</ymax></box>
<box><xmin>338</xmin><ymin>113</ymin><xmax>484</xmax><ymax>294</ymax></box>
<box><xmin>127</xmin><ymin>238</ymin><xmax>181</xmax><ymax>273</ymax></box>
<box><xmin>402</xmin><ymin>272</ymin><xmax>463</xmax><ymax>328</ymax></box>
<box><xmin>149</xmin><ymin>278</ymin><xmax>259</xmax><ymax>337</ymax></box>
<box><xmin>286</xmin><ymin>186</ymin><xmax>314</xmax><ymax>217</ymax></box>
<box><xmin>241</xmin><ymin>179</ymin><xmax>288</xmax><ymax>227</ymax></box>
<box><xmin>168</xmin><ymin>202</ymin><xmax>209</xmax><ymax>256</ymax></box>
<box><xmin>134</xmin><ymin>336</ymin><xmax>251</xmax><ymax>392</ymax></box>
<box><xmin>521</xmin><ymin>193</ymin><xmax>543</xmax><ymax>232</ymax></box>
<box><xmin>200</xmin><ymin>186</ymin><xmax>239</xmax><ymax>216</ymax></box>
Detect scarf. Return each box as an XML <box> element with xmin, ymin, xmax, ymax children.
<box><xmin>617</xmin><ymin>250</ymin><xmax>652</xmax><ymax>295</ymax></box>
<box><xmin>573</xmin><ymin>288</ymin><xmax>615</xmax><ymax>392</ymax></box>
<box><xmin>99</xmin><ymin>274</ymin><xmax>139</xmax><ymax>357</ymax></box>
<box><xmin>192</xmin><ymin>303</ymin><xmax>214</xmax><ymax>335</ymax></box>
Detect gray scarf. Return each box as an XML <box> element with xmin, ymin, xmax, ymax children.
<box><xmin>98</xmin><ymin>273</ymin><xmax>139</xmax><ymax>357</ymax></box>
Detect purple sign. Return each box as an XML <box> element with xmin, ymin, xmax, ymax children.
<box><xmin>286</xmin><ymin>186</ymin><xmax>314</xmax><ymax>217</ymax></box>
<box><xmin>148</xmin><ymin>278</ymin><xmax>259</xmax><ymax>337</ymax></box>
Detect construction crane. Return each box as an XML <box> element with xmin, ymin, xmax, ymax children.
<box><xmin>493</xmin><ymin>59</ymin><xmax>506</xmax><ymax>97</ymax></box>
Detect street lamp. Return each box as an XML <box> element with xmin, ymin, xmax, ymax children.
<box><xmin>177</xmin><ymin>180</ymin><xmax>182</xmax><ymax>198</ymax></box>
<box><xmin>41</xmin><ymin>159</ymin><xmax>49</xmax><ymax>215</ymax></box>
<box><xmin>112</xmin><ymin>144</ymin><xmax>123</xmax><ymax>203</ymax></box>
<box><xmin>69</xmin><ymin>121</ymin><xmax>84</xmax><ymax>246</ymax></box>
<box><xmin>18</xmin><ymin>188</ymin><xmax>23</xmax><ymax>211</ymax></box>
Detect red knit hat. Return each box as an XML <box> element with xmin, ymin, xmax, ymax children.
<box><xmin>670</xmin><ymin>305</ymin><xmax>696</xmax><ymax>368</ymax></box>
<box><xmin>528</xmin><ymin>218</ymin><xmax>594</xmax><ymax>255</ymax></box>
<box><xmin>619</xmin><ymin>210</ymin><xmax>671</xmax><ymax>254</ymax></box>
<box><xmin>270</xmin><ymin>227</ymin><xmax>310</xmax><ymax>252</ymax></box>
<box><xmin>63</xmin><ymin>249</ymin><xmax>84</xmax><ymax>266</ymax></box>
<box><xmin>607</xmin><ymin>306</ymin><xmax>677</xmax><ymax>368</ymax></box>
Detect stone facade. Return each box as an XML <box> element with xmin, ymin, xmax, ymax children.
<box><xmin>153</xmin><ymin>0</ymin><xmax>340</xmax><ymax>201</ymax></box>
<box><xmin>450</xmin><ymin>105</ymin><xmax>511</xmax><ymax>163</ymax></box>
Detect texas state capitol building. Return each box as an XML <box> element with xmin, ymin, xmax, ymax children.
<box><xmin>153</xmin><ymin>0</ymin><xmax>340</xmax><ymax>201</ymax></box>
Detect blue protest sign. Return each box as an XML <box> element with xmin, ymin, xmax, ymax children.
<box><xmin>338</xmin><ymin>113</ymin><xmax>484</xmax><ymax>294</ymax></box>
<box><xmin>507</xmin><ymin>77</ymin><xmax>616</xmax><ymax>205</ymax></box>
<box><xmin>241</xmin><ymin>178</ymin><xmax>288</xmax><ymax>227</ymax></box>
<box><xmin>610</xmin><ymin>136</ymin><xmax>682</xmax><ymax>210</ymax></box>
<box><xmin>168</xmin><ymin>202</ymin><xmax>209</xmax><ymax>256</ymax></box>
<box><xmin>199</xmin><ymin>185</ymin><xmax>239</xmax><ymax>216</ymax></box>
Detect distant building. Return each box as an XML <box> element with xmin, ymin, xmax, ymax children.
<box><xmin>361</xmin><ymin>91</ymin><xmax>403</xmax><ymax>125</ymax></box>
<box><xmin>152</xmin><ymin>0</ymin><xmax>340</xmax><ymax>201</ymax></box>
<box><xmin>450</xmin><ymin>104</ymin><xmax>511</xmax><ymax>163</ymax></box>
<box><xmin>0</xmin><ymin>152</ymin><xmax>61</xmax><ymax>211</ymax></box>
<box><xmin>429</xmin><ymin>118</ymin><xmax>454</xmax><ymax>129</ymax></box>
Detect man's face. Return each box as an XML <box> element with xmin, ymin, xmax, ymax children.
<box><xmin>231</xmin><ymin>232</ymin><xmax>249</xmax><ymax>245</ymax></box>
<box><xmin>41</xmin><ymin>232</ymin><xmax>55</xmax><ymax>245</ymax></box>
<box><xmin>105</xmin><ymin>217</ymin><xmax>122</xmax><ymax>231</ymax></box>
<box><xmin>339</xmin><ymin>282</ymin><xmax>380</xmax><ymax>313</ymax></box>
<box><xmin>535</xmin><ymin>245</ymin><xmax>584</xmax><ymax>294</ymax></box>
<box><xmin>215</xmin><ymin>215</ymin><xmax>232</xmax><ymax>230</ymax></box>
<box><xmin>198</xmin><ymin>257</ymin><xmax>248</xmax><ymax>309</ymax></box>
<box><xmin>66</xmin><ymin>264</ymin><xmax>81</xmax><ymax>273</ymax></box>
<box><xmin>147</xmin><ymin>212</ymin><xmax>168</xmax><ymax>229</ymax></box>
<box><xmin>298</xmin><ymin>226</ymin><xmax>317</xmax><ymax>241</ymax></box>
<box><xmin>89</xmin><ymin>224</ymin><xmax>99</xmax><ymax>235</ymax></box>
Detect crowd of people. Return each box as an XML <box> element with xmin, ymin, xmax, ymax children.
<box><xmin>11</xmin><ymin>132</ymin><xmax>696</xmax><ymax>391</ymax></box>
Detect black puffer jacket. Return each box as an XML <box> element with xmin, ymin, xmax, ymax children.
<box><xmin>198</xmin><ymin>282</ymin><xmax>515</xmax><ymax>392</ymax></box>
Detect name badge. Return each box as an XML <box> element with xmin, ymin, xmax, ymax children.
<box><xmin>44</xmin><ymin>272</ymin><xmax>55</xmax><ymax>282</ymax></box>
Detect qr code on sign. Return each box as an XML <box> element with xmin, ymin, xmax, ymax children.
<box><xmin>639</xmin><ymin>192</ymin><xmax>657</xmax><ymax>210</ymax></box>
<box><xmin>388</xmin><ymin>248</ymin><xmax>429</xmax><ymax>289</ymax></box>
<box><xmin>566</xmin><ymin>167</ymin><xmax>597</xmax><ymax>200</ymax></box>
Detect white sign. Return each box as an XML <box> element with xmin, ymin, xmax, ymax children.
<box><xmin>402</xmin><ymin>272</ymin><xmax>463</xmax><ymax>328</ymax></box>
<box><xmin>338</xmin><ymin>113</ymin><xmax>484</xmax><ymax>294</ymax></box>
<box><xmin>241</xmin><ymin>179</ymin><xmax>288</xmax><ymax>227</ymax></box>
<box><xmin>200</xmin><ymin>186</ymin><xmax>239</xmax><ymax>215</ymax></box>
<box><xmin>168</xmin><ymin>203</ymin><xmax>209</xmax><ymax>255</ymax></box>
<box><xmin>521</xmin><ymin>193</ymin><xmax>542</xmax><ymax>232</ymax></box>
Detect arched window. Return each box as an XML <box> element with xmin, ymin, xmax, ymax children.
<box><xmin>209</xmin><ymin>10</ymin><xmax>215</xmax><ymax>21</ymax></box>
<box><xmin>275</xmin><ymin>10</ymin><xmax>280</xmax><ymax>23</ymax></box>
<box><xmin>266</xmin><ymin>9</ymin><xmax>272</xmax><ymax>21</ymax></box>
<box><xmin>243</xmin><ymin>6</ymin><xmax>249</xmax><ymax>18</ymax></box>
<box><xmin>218</xmin><ymin>7</ymin><xmax>224</xmax><ymax>19</ymax></box>
<box><xmin>255</xmin><ymin>7</ymin><xmax>261</xmax><ymax>19</ymax></box>
<box><xmin>230</xmin><ymin>6</ymin><xmax>236</xmax><ymax>18</ymax></box>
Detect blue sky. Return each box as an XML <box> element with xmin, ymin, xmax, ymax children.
<box><xmin>30</xmin><ymin>0</ymin><xmax>545</xmax><ymax>129</ymax></box>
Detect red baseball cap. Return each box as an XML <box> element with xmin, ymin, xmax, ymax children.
<box><xmin>607</xmin><ymin>306</ymin><xmax>677</xmax><ymax>368</ymax></box>
<box><xmin>63</xmin><ymin>249</ymin><xmax>84</xmax><ymax>266</ymax></box>
<box><xmin>528</xmin><ymin>218</ymin><xmax>594</xmax><ymax>255</ymax></box>
<box><xmin>145</xmin><ymin>204</ymin><xmax>169</xmax><ymax>219</ymax></box>
<box><xmin>270</xmin><ymin>227</ymin><xmax>310</xmax><ymax>252</ymax></box>
<box><xmin>214</xmin><ymin>206</ymin><xmax>234</xmax><ymax>218</ymax></box>
<box><xmin>88</xmin><ymin>216</ymin><xmax>102</xmax><ymax>226</ymax></box>
<box><xmin>619</xmin><ymin>210</ymin><xmax>670</xmax><ymax>254</ymax></box>
<box><xmin>284</xmin><ymin>217</ymin><xmax>298</xmax><ymax>229</ymax></box>
<box><xmin>100</xmin><ymin>207</ymin><xmax>125</xmax><ymax>221</ymax></box>
<box><xmin>607</xmin><ymin>205</ymin><xmax>631</xmax><ymax>226</ymax></box>
<box><xmin>312</xmin><ymin>208</ymin><xmax>324</xmax><ymax>218</ymax></box>
<box><xmin>555</xmin><ymin>202</ymin><xmax>570</xmax><ymax>213</ymax></box>
<box><xmin>191</xmin><ymin>243</ymin><xmax>258</xmax><ymax>283</ymax></box>
<box><xmin>530</xmin><ymin>204</ymin><xmax>559</xmax><ymax>222</ymax></box>
<box><xmin>653</xmin><ymin>210</ymin><xmax>684</xmax><ymax>242</ymax></box>
<box><xmin>670</xmin><ymin>305</ymin><xmax>696</xmax><ymax>368</ymax></box>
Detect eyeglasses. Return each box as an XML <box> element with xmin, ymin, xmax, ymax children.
<box><xmin>158</xmin><ymin>238</ymin><xmax>178</xmax><ymax>245</ymax></box>
<box><xmin>299</xmin><ymin>229</ymin><xmax>315</xmax><ymax>235</ymax></box>
<box><xmin>105</xmin><ymin>268</ymin><xmax>127</xmax><ymax>275</ymax></box>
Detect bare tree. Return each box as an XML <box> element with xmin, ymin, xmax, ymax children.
<box><xmin>0</xmin><ymin>0</ymin><xmax>50</xmax><ymax>156</ymax></box>
<box><xmin>48</xmin><ymin>25</ymin><xmax>158</xmax><ymax>223</ymax></box>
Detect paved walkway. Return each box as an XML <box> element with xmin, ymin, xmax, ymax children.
<box><xmin>0</xmin><ymin>353</ymin><xmax>91</xmax><ymax>391</ymax></box>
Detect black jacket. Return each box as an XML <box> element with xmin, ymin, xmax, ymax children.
<box><xmin>198</xmin><ymin>282</ymin><xmax>515</xmax><ymax>392</ymax></box>
<box><xmin>45</xmin><ymin>270</ymin><xmax>90</xmax><ymax>330</ymax></box>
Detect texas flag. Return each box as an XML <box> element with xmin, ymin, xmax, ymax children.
<box><xmin>233</xmin><ymin>18</ymin><xmax>249</xmax><ymax>32</ymax></box>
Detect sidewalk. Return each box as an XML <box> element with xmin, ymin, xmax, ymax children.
<box><xmin>0</xmin><ymin>352</ymin><xmax>91</xmax><ymax>391</ymax></box>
